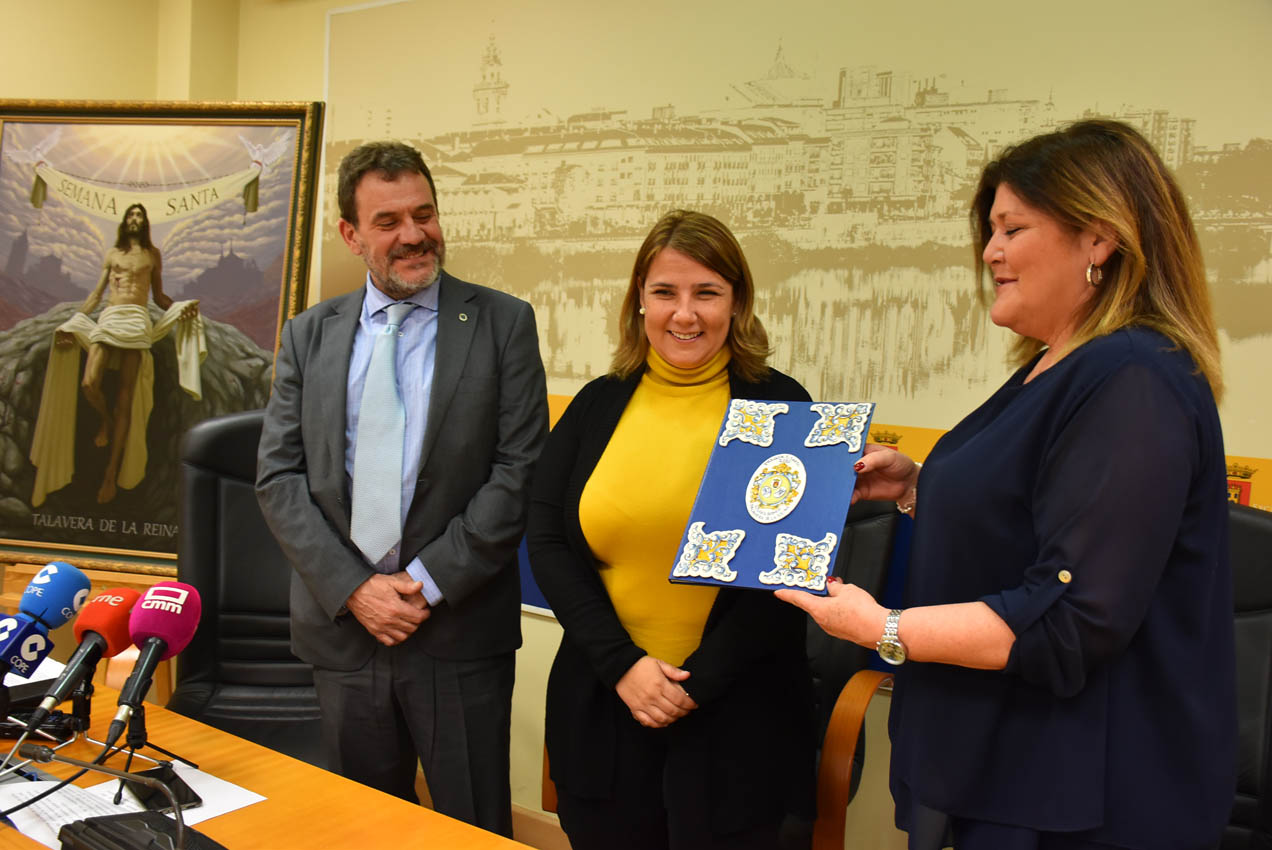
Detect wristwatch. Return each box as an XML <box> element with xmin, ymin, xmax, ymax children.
<box><xmin>876</xmin><ymin>609</ymin><xmax>907</xmax><ymax>665</ymax></box>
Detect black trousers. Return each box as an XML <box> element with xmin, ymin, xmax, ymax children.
<box><xmin>907</xmin><ymin>803</ymin><xmax>1219</xmax><ymax>850</ymax></box>
<box><xmin>555</xmin><ymin>711</ymin><xmax>783</xmax><ymax>850</ymax></box>
<box><xmin>312</xmin><ymin>645</ymin><xmax>515</xmax><ymax>837</ymax></box>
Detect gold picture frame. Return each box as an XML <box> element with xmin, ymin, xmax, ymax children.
<box><xmin>0</xmin><ymin>99</ymin><xmax>323</xmax><ymax>574</ymax></box>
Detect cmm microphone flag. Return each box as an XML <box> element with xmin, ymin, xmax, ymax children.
<box><xmin>107</xmin><ymin>582</ymin><xmax>201</xmax><ymax>747</ymax></box>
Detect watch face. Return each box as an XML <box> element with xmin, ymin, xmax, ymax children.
<box><xmin>877</xmin><ymin>638</ymin><xmax>906</xmax><ymax>666</ymax></box>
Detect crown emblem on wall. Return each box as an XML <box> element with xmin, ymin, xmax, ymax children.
<box><xmin>871</xmin><ymin>428</ymin><xmax>901</xmax><ymax>445</ymax></box>
<box><xmin>1227</xmin><ymin>462</ymin><xmax>1257</xmax><ymax>480</ymax></box>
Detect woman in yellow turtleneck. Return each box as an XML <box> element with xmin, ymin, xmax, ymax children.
<box><xmin>529</xmin><ymin>210</ymin><xmax>815</xmax><ymax>850</ymax></box>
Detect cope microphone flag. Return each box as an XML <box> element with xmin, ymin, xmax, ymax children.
<box><xmin>107</xmin><ymin>581</ymin><xmax>201</xmax><ymax>747</ymax></box>
<box><xmin>24</xmin><ymin>588</ymin><xmax>141</xmax><ymax>732</ymax></box>
<box><xmin>0</xmin><ymin>561</ymin><xmax>91</xmax><ymax>679</ymax></box>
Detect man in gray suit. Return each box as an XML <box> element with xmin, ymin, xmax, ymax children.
<box><xmin>256</xmin><ymin>141</ymin><xmax>548</xmax><ymax>836</ymax></box>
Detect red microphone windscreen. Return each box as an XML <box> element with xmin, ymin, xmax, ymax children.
<box><xmin>129</xmin><ymin>581</ymin><xmax>202</xmax><ymax>661</ymax></box>
<box><xmin>72</xmin><ymin>588</ymin><xmax>141</xmax><ymax>656</ymax></box>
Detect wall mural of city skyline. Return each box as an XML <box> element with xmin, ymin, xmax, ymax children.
<box><xmin>323</xmin><ymin>0</ymin><xmax>1272</xmax><ymax>470</ymax></box>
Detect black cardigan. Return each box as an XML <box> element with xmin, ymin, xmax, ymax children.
<box><xmin>527</xmin><ymin>365</ymin><xmax>817</xmax><ymax>834</ymax></box>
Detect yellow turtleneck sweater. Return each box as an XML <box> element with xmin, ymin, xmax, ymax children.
<box><xmin>579</xmin><ymin>347</ymin><xmax>730</xmax><ymax>666</ymax></box>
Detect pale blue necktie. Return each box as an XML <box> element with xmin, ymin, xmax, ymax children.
<box><xmin>350</xmin><ymin>300</ymin><xmax>415</xmax><ymax>564</ymax></box>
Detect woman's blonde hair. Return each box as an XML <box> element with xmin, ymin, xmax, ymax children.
<box><xmin>610</xmin><ymin>209</ymin><xmax>772</xmax><ymax>382</ymax></box>
<box><xmin>971</xmin><ymin>119</ymin><xmax>1222</xmax><ymax>401</ymax></box>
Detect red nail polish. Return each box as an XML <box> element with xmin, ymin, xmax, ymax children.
<box><xmin>854</xmin><ymin>461</ymin><xmax>865</xmax><ymax>472</ymax></box>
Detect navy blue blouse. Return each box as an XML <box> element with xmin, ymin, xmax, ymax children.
<box><xmin>889</xmin><ymin>327</ymin><xmax>1236</xmax><ymax>849</ymax></box>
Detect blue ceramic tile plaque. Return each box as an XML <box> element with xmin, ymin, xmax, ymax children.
<box><xmin>670</xmin><ymin>400</ymin><xmax>875</xmax><ymax>595</ymax></box>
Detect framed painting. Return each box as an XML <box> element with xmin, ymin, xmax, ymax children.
<box><xmin>0</xmin><ymin>100</ymin><xmax>323</xmax><ymax>573</ymax></box>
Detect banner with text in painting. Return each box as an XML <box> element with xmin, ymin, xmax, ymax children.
<box><xmin>30</xmin><ymin>162</ymin><xmax>261</xmax><ymax>223</ymax></box>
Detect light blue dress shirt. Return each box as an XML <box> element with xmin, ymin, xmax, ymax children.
<box><xmin>344</xmin><ymin>275</ymin><xmax>444</xmax><ymax>605</ymax></box>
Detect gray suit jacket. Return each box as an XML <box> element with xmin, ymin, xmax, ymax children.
<box><xmin>256</xmin><ymin>271</ymin><xmax>549</xmax><ymax>670</ymax></box>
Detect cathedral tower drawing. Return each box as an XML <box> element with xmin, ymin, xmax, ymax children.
<box><xmin>473</xmin><ymin>35</ymin><xmax>509</xmax><ymax>128</ymax></box>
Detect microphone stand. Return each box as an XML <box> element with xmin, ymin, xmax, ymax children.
<box><xmin>0</xmin><ymin>732</ymin><xmax>70</xmax><ymax>781</ymax></box>
<box><xmin>67</xmin><ymin>673</ymin><xmax>158</xmax><ymax>767</ymax></box>
<box><xmin>110</xmin><ymin>708</ymin><xmax>197</xmax><ymax>806</ymax></box>
<box><xmin>128</xmin><ymin>707</ymin><xmax>193</xmax><ymax>766</ymax></box>
<box><xmin>75</xmin><ymin>667</ymin><xmax>190</xmax><ymax>770</ymax></box>
<box><xmin>70</xmin><ymin>674</ymin><xmax>95</xmax><ymax>733</ymax></box>
<box><xmin>19</xmin><ymin>743</ymin><xmax>186</xmax><ymax>850</ymax></box>
<box><xmin>96</xmin><ymin>706</ymin><xmax>197</xmax><ymax>778</ymax></box>
<box><xmin>0</xmin><ymin>701</ymin><xmax>84</xmax><ymax>779</ymax></box>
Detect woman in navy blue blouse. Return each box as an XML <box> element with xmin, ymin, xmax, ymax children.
<box><xmin>780</xmin><ymin>120</ymin><xmax>1236</xmax><ymax>849</ymax></box>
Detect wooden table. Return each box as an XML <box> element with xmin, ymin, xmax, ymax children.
<box><xmin>0</xmin><ymin>689</ymin><xmax>528</xmax><ymax>849</ymax></box>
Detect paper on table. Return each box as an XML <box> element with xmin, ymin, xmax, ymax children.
<box><xmin>86</xmin><ymin>761</ymin><xmax>267</xmax><ymax>825</ymax></box>
<box><xmin>0</xmin><ymin>779</ymin><xmax>142</xmax><ymax>849</ymax></box>
<box><xmin>0</xmin><ymin>761</ymin><xmax>266</xmax><ymax>848</ymax></box>
<box><xmin>1</xmin><ymin>658</ymin><xmax>64</xmax><ymax>689</ymax></box>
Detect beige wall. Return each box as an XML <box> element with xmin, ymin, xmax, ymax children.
<box><xmin>156</xmin><ymin>0</ymin><xmax>195</xmax><ymax>98</ymax></box>
<box><xmin>236</xmin><ymin>0</ymin><xmax>330</xmax><ymax>103</ymax></box>
<box><xmin>0</xmin><ymin>0</ymin><xmax>160</xmax><ymax>100</ymax></box>
<box><xmin>0</xmin><ymin>0</ymin><xmax>239</xmax><ymax>102</ymax></box>
<box><xmin>188</xmin><ymin>0</ymin><xmax>240</xmax><ymax>100</ymax></box>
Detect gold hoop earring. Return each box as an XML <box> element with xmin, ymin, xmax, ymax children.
<box><xmin>638</xmin><ymin>306</ymin><xmax>646</xmax><ymax>315</ymax></box>
<box><xmin>1086</xmin><ymin>263</ymin><xmax>1103</xmax><ymax>286</ymax></box>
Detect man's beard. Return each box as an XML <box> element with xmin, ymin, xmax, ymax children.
<box><xmin>374</xmin><ymin>240</ymin><xmax>444</xmax><ymax>299</ymax></box>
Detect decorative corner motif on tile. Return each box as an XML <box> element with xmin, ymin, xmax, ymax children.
<box><xmin>719</xmin><ymin>399</ymin><xmax>789</xmax><ymax>447</ymax></box>
<box><xmin>804</xmin><ymin>402</ymin><xmax>874</xmax><ymax>450</ymax></box>
<box><xmin>673</xmin><ymin>522</ymin><xmax>745</xmax><ymax>583</ymax></box>
<box><xmin>759</xmin><ymin>531</ymin><xmax>838</xmax><ymax>591</ymax></box>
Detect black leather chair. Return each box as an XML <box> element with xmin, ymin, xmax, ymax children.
<box><xmin>803</xmin><ymin>498</ymin><xmax>903</xmax><ymax>850</ymax></box>
<box><xmin>807</xmin><ymin>498</ymin><xmax>901</xmax><ymax>741</ymax></box>
<box><xmin>1226</xmin><ymin>502</ymin><xmax>1272</xmax><ymax>849</ymax></box>
<box><xmin>166</xmin><ymin>409</ymin><xmax>326</xmax><ymax>768</ymax></box>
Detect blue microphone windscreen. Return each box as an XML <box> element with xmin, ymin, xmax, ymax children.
<box><xmin>19</xmin><ymin>561</ymin><xmax>92</xmax><ymax>629</ymax></box>
<box><xmin>0</xmin><ymin>612</ymin><xmax>53</xmax><ymax>678</ymax></box>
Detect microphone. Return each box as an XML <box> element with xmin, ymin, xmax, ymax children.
<box><xmin>24</xmin><ymin>588</ymin><xmax>141</xmax><ymax>732</ymax></box>
<box><xmin>19</xmin><ymin>743</ymin><xmax>188</xmax><ymax>850</ymax></box>
<box><xmin>106</xmin><ymin>582</ymin><xmax>201</xmax><ymax>747</ymax></box>
<box><xmin>0</xmin><ymin>561</ymin><xmax>91</xmax><ymax>680</ymax></box>
<box><xmin>20</xmin><ymin>561</ymin><xmax>92</xmax><ymax>628</ymax></box>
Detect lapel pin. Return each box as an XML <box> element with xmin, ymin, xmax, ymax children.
<box><xmin>459</xmin><ymin>313</ymin><xmax>469</xmax><ymax>322</ymax></box>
